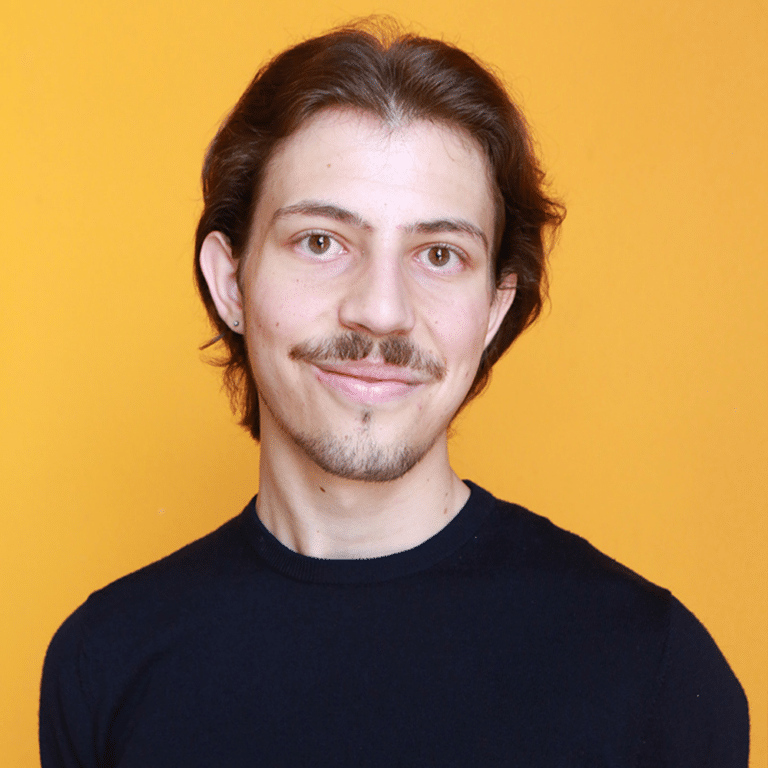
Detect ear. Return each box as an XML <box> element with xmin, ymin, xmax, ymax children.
<box><xmin>199</xmin><ymin>231</ymin><xmax>244</xmax><ymax>333</ymax></box>
<box><xmin>483</xmin><ymin>274</ymin><xmax>517</xmax><ymax>349</ymax></box>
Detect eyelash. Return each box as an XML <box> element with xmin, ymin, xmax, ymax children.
<box><xmin>418</xmin><ymin>243</ymin><xmax>467</xmax><ymax>271</ymax></box>
<box><xmin>291</xmin><ymin>231</ymin><xmax>468</xmax><ymax>272</ymax></box>
<box><xmin>293</xmin><ymin>231</ymin><xmax>345</xmax><ymax>258</ymax></box>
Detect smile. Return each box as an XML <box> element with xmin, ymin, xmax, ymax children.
<box><xmin>312</xmin><ymin>362</ymin><xmax>424</xmax><ymax>405</ymax></box>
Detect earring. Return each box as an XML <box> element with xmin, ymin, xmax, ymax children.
<box><xmin>232</xmin><ymin>320</ymin><xmax>240</xmax><ymax>328</ymax></box>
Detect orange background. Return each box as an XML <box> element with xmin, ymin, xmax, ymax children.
<box><xmin>2</xmin><ymin>1</ymin><xmax>766</xmax><ymax>764</ymax></box>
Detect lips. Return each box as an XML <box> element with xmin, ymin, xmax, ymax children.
<box><xmin>312</xmin><ymin>361</ymin><xmax>425</xmax><ymax>404</ymax></box>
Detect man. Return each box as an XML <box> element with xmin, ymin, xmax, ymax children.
<box><xmin>40</xmin><ymin>22</ymin><xmax>748</xmax><ymax>766</ymax></box>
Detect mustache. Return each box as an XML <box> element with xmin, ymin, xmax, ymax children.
<box><xmin>290</xmin><ymin>332</ymin><xmax>446</xmax><ymax>381</ymax></box>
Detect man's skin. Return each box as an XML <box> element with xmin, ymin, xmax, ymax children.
<box><xmin>200</xmin><ymin>109</ymin><xmax>517</xmax><ymax>559</ymax></box>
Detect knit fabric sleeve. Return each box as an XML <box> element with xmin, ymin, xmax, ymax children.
<box><xmin>635</xmin><ymin>598</ymin><xmax>749</xmax><ymax>767</ymax></box>
<box><xmin>39</xmin><ymin>603</ymin><xmax>99</xmax><ymax>768</ymax></box>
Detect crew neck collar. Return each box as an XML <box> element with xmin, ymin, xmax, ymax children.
<box><xmin>244</xmin><ymin>481</ymin><xmax>493</xmax><ymax>585</ymax></box>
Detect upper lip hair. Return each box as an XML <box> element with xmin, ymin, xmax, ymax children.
<box><xmin>313</xmin><ymin>360</ymin><xmax>425</xmax><ymax>384</ymax></box>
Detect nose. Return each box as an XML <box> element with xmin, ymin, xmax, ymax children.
<box><xmin>338</xmin><ymin>250</ymin><xmax>416</xmax><ymax>337</ymax></box>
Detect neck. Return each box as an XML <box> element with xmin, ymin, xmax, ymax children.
<box><xmin>255</xmin><ymin>425</ymin><xmax>469</xmax><ymax>559</ymax></box>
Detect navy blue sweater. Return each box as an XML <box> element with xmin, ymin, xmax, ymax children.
<box><xmin>40</xmin><ymin>483</ymin><xmax>748</xmax><ymax>766</ymax></box>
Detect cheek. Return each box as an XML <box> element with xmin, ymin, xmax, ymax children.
<box><xmin>246</xmin><ymin>276</ymin><xmax>331</xmax><ymax>356</ymax></box>
<box><xmin>429</xmin><ymin>302</ymin><xmax>490</xmax><ymax>375</ymax></box>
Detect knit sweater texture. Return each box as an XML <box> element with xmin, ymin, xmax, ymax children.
<box><xmin>40</xmin><ymin>482</ymin><xmax>749</xmax><ymax>766</ymax></box>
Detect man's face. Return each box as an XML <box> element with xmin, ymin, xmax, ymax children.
<box><xmin>220</xmin><ymin>109</ymin><xmax>514</xmax><ymax>481</ymax></box>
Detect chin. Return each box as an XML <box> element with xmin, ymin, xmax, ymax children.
<box><xmin>291</xmin><ymin>427</ymin><xmax>437</xmax><ymax>483</ymax></box>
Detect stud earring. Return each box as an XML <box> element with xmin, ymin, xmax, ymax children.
<box><xmin>232</xmin><ymin>320</ymin><xmax>240</xmax><ymax>328</ymax></box>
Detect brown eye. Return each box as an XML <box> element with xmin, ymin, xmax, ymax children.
<box><xmin>427</xmin><ymin>246</ymin><xmax>452</xmax><ymax>267</ymax></box>
<box><xmin>307</xmin><ymin>234</ymin><xmax>331</xmax><ymax>254</ymax></box>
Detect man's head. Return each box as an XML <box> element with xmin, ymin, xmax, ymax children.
<box><xmin>195</xmin><ymin>20</ymin><xmax>564</xmax><ymax>444</ymax></box>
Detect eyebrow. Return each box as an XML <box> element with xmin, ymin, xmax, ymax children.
<box><xmin>272</xmin><ymin>200</ymin><xmax>490</xmax><ymax>251</ymax></box>
<box><xmin>403</xmin><ymin>219</ymin><xmax>488</xmax><ymax>251</ymax></box>
<box><xmin>272</xmin><ymin>202</ymin><xmax>371</xmax><ymax>230</ymax></box>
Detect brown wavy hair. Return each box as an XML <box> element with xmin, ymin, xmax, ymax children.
<box><xmin>194</xmin><ymin>19</ymin><xmax>565</xmax><ymax>440</ymax></box>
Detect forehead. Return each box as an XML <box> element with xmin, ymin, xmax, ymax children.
<box><xmin>251</xmin><ymin>109</ymin><xmax>496</xmax><ymax>246</ymax></box>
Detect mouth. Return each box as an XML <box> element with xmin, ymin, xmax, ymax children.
<box><xmin>311</xmin><ymin>361</ymin><xmax>426</xmax><ymax>405</ymax></box>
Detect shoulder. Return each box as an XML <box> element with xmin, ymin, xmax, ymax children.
<box><xmin>467</xmin><ymin>482</ymin><xmax>672</xmax><ymax>618</ymax></box>
<box><xmin>632</xmin><ymin>597</ymin><xmax>750</xmax><ymax>765</ymax></box>
<box><xmin>45</xmin><ymin>501</ymin><xmax>258</xmax><ymax>671</ymax></box>
<box><xmin>465</xmin><ymin>483</ymin><xmax>749</xmax><ymax>764</ymax></box>
<box><xmin>106</xmin><ymin>503</ymin><xmax>251</xmax><ymax>591</ymax></box>
<box><xmin>40</xmin><ymin>503</ymin><xmax>260</xmax><ymax>764</ymax></box>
